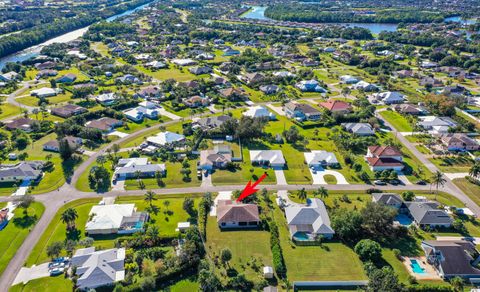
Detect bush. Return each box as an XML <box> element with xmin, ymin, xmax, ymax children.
<box><xmin>354</xmin><ymin>239</ymin><xmax>382</xmax><ymax>262</ymax></box>
<box><xmin>392</xmin><ymin>248</ymin><xmax>402</xmax><ymax>260</ymax></box>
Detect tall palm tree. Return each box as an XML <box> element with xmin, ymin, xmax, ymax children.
<box><xmin>430</xmin><ymin>171</ymin><xmax>447</xmax><ymax>200</ymax></box>
<box><xmin>144</xmin><ymin>191</ymin><xmax>157</xmax><ymax>208</ymax></box>
<box><xmin>297</xmin><ymin>188</ymin><xmax>307</xmax><ymax>203</ymax></box>
<box><xmin>61</xmin><ymin>208</ymin><xmax>79</xmax><ymax>231</ymax></box>
<box><xmin>469</xmin><ymin>162</ymin><xmax>480</xmax><ymax>179</ymax></box>
<box><xmin>314</xmin><ymin>187</ymin><xmax>328</xmax><ymax>200</ymax></box>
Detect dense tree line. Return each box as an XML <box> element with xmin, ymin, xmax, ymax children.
<box><xmin>264</xmin><ymin>5</ymin><xmax>445</xmax><ymax>24</ymax></box>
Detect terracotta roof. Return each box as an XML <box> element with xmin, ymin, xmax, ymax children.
<box><xmin>216</xmin><ymin>200</ymin><xmax>259</xmax><ymax>224</ymax></box>
<box><xmin>319</xmin><ymin>100</ymin><xmax>352</xmax><ymax>112</ymax></box>
<box><xmin>368</xmin><ymin>145</ymin><xmax>402</xmax><ymax>157</ymax></box>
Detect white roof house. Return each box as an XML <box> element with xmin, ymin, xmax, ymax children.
<box><xmin>370</xmin><ymin>91</ymin><xmax>405</xmax><ymax>105</ymax></box>
<box><xmin>172</xmin><ymin>58</ymin><xmax>197</xmax><ymax>66</ymax></box>
<box><xmin>71</xmin><ymin>247</ymin><xmax>125</xmax><ymax>290</ymax></box>
<box><xmin>147</xmin><ymin>131</ymin><xmax>185</xmax><ymax>147</ymax></box>
<box><xmin>340</xmin><ymin>75</ymin><xmax>360</xmax><ymax>84</ymax></box>
<box><xmin>250</xmin><ymin>150</ymin><xmax>285</xmax><ymax>168</ymax></box>
<box><xmin>418</xmin><ymin>116</ymin><xmax>458</xmax><ymax>134</ymax></box>
<box><xmin>304</xmin><ymin>151</ymin><xmax>339</xmax><ymax>167</ymax></box>
<box><xmin>352</xmin><ymin>81</ymin><xmax>378</xmax><ymax>92</ymax></box>
<box><xmin>243</xmin><ymin>106</ymin><xmax>276</xmax><ymax>120</ymax></box>
<box><xmin>95</xmin><ymin>92</ymin><xmax>119</xmax><ymax>105</ymax></box>
<box><xmin>114</xmin><ymin>158</ymin><xmax>165</xmax><ymax>179</ymax></box>
<box><xmin>285</xmin><ymin>198</ymin><xmax>334</xmax><ymax>240</ymax></box>
<box><xmin>85</xmin><ymin>203</ymin><xmax>148</xmax><ymax>234</ymax></box>
<box><xmin>342</xmin><ymin>122</ymin><xmax>375</xmax><ymax>136</ymax></box>
<box><xmin>30</xmin><ymin>87</ymin><xmax>57</xmax><ymax>98</ymax></box>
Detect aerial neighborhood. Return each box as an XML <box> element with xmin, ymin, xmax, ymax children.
<box><xmin>1</xmin><ymin>0</ymin><xmax>480</xmax><ymax>291</ymax></box>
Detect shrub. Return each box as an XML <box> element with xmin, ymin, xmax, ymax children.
<box><xmin>354</xmin><ymin>239</ymin><xmax>382</xmax><ymax>262</ymax></box>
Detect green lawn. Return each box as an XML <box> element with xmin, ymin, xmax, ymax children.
<box><xmin>205</xmin><ymin>215</ymin><xmax>273</xmax><ymax>283</ymax></box>
<box><xmin>10</xmin><ymin>275</ymin><xmax>72</xmax><ymax>292</ymax></box>
<box><xmin>167</xmin><ymin>278</ymin><xmax>199</xmax><ymax>292</ymax></box>
<box><xmin>0</xmin><ymin>202</ymin><xmax>45</xmax><ymax>276</ymax></box>
<box><xmin>272</xmin><ymin>205</ymin><xmax>366</xmax><ymax>281</ymax></box>
<box><xmin>0</xmin><ymin>181</ymin><xmax>19</xmax><ymax>196</ymax></box>
<box><xmin>136</xmin><ymin>65</ymin><xmax>201</xmax><ymax>82</ymax></box>
<box><xmin>379</xmin><ymin>110</ymin><xmax>413</xmax><ymax>132</ymax></box>
<box><xmin>453</xmin><ymin>178</ymin><xmax>480</xmax><ymax>208</ymax></box>
<box><xmin>26</xmin><ymin>198</ymin><xmax>104</xmax><ymax>266</ymax></box>
<box><xmin>430</xmin><ymin>156</ymin><xmax>474</xmax><ymax>173</ymax></box>
<box><xmin>0</xmin><ymin>103</ymin><xmax>22</xmax><ymax>120</ymax></box>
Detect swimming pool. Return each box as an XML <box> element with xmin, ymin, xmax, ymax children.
<box><xmin>410</xmin><ymin>259</ymin><xmax>425</xmax><ymax>274</ymax></box>
<box><xmin>293</xmin><ymin>232</ymin><xmax>311</xmax><ymax>241</ymax></box>
<box><xmin>395</xmin><ymin>214</ymin><xmax>413</xmax><ymax>226</ymax></box>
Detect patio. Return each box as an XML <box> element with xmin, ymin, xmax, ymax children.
<box><xmin>402</xmin><ymin>256</ymin><xmax>441</xmax><ymax>280</ymax></box>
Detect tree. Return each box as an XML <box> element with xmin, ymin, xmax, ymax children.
<box><xmin>88</xmin><ymin>166</ymin><xmax>111</xmax><ymax>191</ymax></box>
<box><xmin>360</xmin><ymin>202</ymin><xmax>397</xmax><ymax>239</ymax></box>
<box><xmin>220</xmin><ymin>248</ymin><xmax>232</xmax><ymax>266</ymax></box>
<box><xmin>297</xmin><ymin>188</ymin><xmax>307</xmax><ymax>203</ymax></box>
<box><xmin>144</xmin><ymin>191</ymin><xmax>157</xmax><ymax>208</ymax></box>
<box><xmin>331</xmin><ymin>209</ymin><xmax>363</xmax><ymax>244</ymax></box>
<box><xmin>58</xmin><ymin>138</ymin><xmax>73</xmax><ymax>160</ymax></box>
<box><xmin>61</xmin><ymin>208</ymin><xmax>79</xmax><ymax>231</ymax></box>
<box><xmin>313</xmin><ymin>187</ymin><xmax>328</xmax><ymax>200</ymax></box>
<box><xmin>430</xmin><ymin>170</ymin><xmax>446</xmax><ymax>198</ymax></box>
<box><xmin>46</xmin><ymin>241</ymin><xmax>63</xmax><ymax>259</ymax></box>
<box><xmin>183</xmin><ymin>197</ymin><xmax>195</xmax><ymax>217</ymax></box>
<box><xmin>469</xmin><ymin>162</ymin><xmax>480</xmax><ymax>179</ymax></box>
<box><xmin>366</xmin><ymin>266</ymin><xmax>405</xmax><ymax>292</ymax></box>
<box><xmin>354</xmin><ymin>239</ymin><xmax>382</xmax><ymax>262</ymax></box>
<box><xmin>450</xmin><ymin>276</ymin><xmax>464</xmax><ymax>292</ymax></box>
<box><xmin>282</xmin><ymin>125</ymin><xmax>304</xmax><ymax>144</ymax></box>
<box><xmin>401</xmin><ymin>191</ymin><xmax>415</xmax><ymax>201</ymax></box>
<box><xmin>163</xmin><ymin>200</ymin><xmax>170</xmax><ymax>211</ymax></box>
<box><xmin>15</xmin><ymin>195</ymin><xmax>35</xmax><ymax>216</ymax></box>
<box><xmin>96</xmin><ymin>155</ymin><xmax>106</xmax><ymax>166</ymax></box>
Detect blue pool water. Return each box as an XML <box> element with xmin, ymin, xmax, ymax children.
<box><xmin>293</xmin><ymin>232</ymin><xmax>310</xmax><ymax>241</ymax></box>
<box><xmin>395</xmin><ymin>214</ymin><xmax>413</xmax><ymax>226</ymax></box>
<box><xmin>410</xmin><ymin>259</ymin><xmax>425</xmax><ymax>274</ymax></box>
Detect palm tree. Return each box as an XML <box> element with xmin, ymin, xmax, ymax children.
<box><xmin>96</xmin><ymin>155</ymin><xmax>106</xmax><ymax>166</ymax></box>
<box><xmin>297</xmin><ymin>188</ymin><xmax>307</xmax><ymax>203</ymax></box>
<box><xmin>314</xmin><ymin>187</ymin><xmax>328</xmax><ymax>200</ymax></box>
<box><xmin>469</xmin><ymin>162</ymin><xmax>480</xmax><ymax>179</ymax></box>
<box><xmin>144</xmin><ymin>191</ymin><xmax>157</xmax><ymax>208</ymax></box>
<box><xmin>61</xmin><ymin>208</ymin><xmax>79</xmax><ymax>231</ymax></box>
<box><xmin>430</xmin><ymin>171</ymin><xmax>447</xmax><ymax>200</ymax></box>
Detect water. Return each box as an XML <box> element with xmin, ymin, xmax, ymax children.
<box><xmin>395</xmin><ymin>214</ymin><xmax>413</xmax><ymax>226</ymax></box>
<box><xmin>410</xmin><ymin>259</ymin><xmax>425</xmax><ymax>274</ymax></box>
<box><xmin>444</xmin><ymin>16</ymin><xmax>477</xmax><ymax>25</ymax></box>
<box><xmin>0</xmin><ymin>0</ymin><xmax>156</xmax><ymax>69</ymax></box>
<box><xmin>241</xmin><ymin>6</ymin><xmax>270</xmax><ymax>20</ymax></box>
<box><xmin>293</xmin><ymin>232</ymin><xmax>310</xmax><ymax>241</ymax></box>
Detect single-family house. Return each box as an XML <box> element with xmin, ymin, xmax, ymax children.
<box><xmin>365</xmin><ymin>145</ymin><xmax>404</xmax><ymax>172</ymax></box>
<box><xmin>0</xmin><ymin>161</ymin><xmax>44</xmax><ymax>182</ymax></box>
<box><xmin>85</xmin><ymin>117</ymin><xmax>123</xmax><ymax>133</ymax></box>
<box><xmin>5</xmin><ymin>118</ymin><xmax>35</xmax><ymax>132</ymax></box>
<box><xmin>241</xmin><ymin>72</ymin><xmax>265</xmax><ymax>84</ymax></box>
<box><xmin>421</xmin><ymin>240</ymin><xmax>480</xmax><ymax>279</ymax></box>
<box><xmin>285</xmin><ymin>198</ymin><xmax>335</xmax><ymax>240</ymax></box>
<box><xmin>146</xmin><ymin>131</ymin><xmax>185</xmax><ymax>147</ymax></box>
<box><xmin>284</xmin><ymin>102</ymin><xmax>321</xmax><ymax>121</ymax></box>
<box><xmin>220</xmin><ymin>87</ymin><xmax>247</xmax><ymax>100</ymax></box>
<box><xmin>340</xmin><ymin>75</ymin><xmax>360</xmax><ymax>84</ymax></box>
<box><xmin>352</xmin><ymin>81</ymin><xmax>379</xmax><ymax>92</ymax></box>
<box><xmin>188</xmin><ymin>66</ymin><xmax>212</xmax><ymax>75</ymax></box>
<box><xmin>370</xmin><ymin>91</ymin><xmax>405</xmax><ymax>105</ymax></box>
<box><xmin>418</xmin><ymin>116</ymin><xmax>457</xmax><ymax>134</ymax></box>
<box><xmin>393</xmin><ymin>104</ymin><xmax>428</xmax><ymax>115</ymax></box>
<box><xmin>172</xmin><ymin>58</ymin><xmax>197</xmax><ymax>66</ymax></box>
<box><xmin>372</xmin><ymin>193</ymin><xmax>404</xmax><ymax>209</ymax></box>
<box><xmin>0</xmin><ymin>71</ymin><xmax>19</xmax><ymax>82</ymax></box>
<box><xmin>440</xmin><ymin>133</ymin><xmax>480</xmax><ymax>151</ymax></box>
<box><xmin>243</xmin><ymin>106</ymin><xmax>276</xmax><ymax>120</ymax></box>
<box><xmin>250</xmin><ymin>150</ymin><xmax>285</xmax><ymax>168</ymax></box>
<box><xmin>342</xmin><ymin>123</ymin><xmax>375</xmax><ymax>136</ymax></box>
<box><xmin>192</xmin><ymin>115</ymin><xmax>232</xmax><ymax>131</ymax></box>
<box><xmin>114</xmin><ymin>158</ymin><xmax>165</xmax><ymax>179</ymax></box>
<box><xmin>405</xmin><ymin>201</ymin><xmax>452</xmax><ymax>228</ymax></box>
<box><xmin>43</xmin><ymin>136</ymin><xmax>82</xmax><ymax>152</ymax></box>
<box><xmin>183</xmin><ymin>95</ymin><xmax>209</xmax><ymax>108</ymax></box>
<box><xmin>85</xmin><ymin>204</ymin><xmax>148</xmax><ymax>235</ymax></box>
<box><xmin>217</xmin><ymin>200</ymin><xmax>260</xmax><ymax>228</ymax></box>
<box><xmin>199</xmin><ymin>147</ymin><xmax>232</xmax><ymax>171</ymax></box>
<box><xmin>259</xmin><ymin>85</ymin><xmax>280</xmax><ymax>95</ymax></box>
<box><xmin>145</xmin><ymin>60</ymin><xmax>167</xmax><ymax>69</ymax></box>
<box><xmin>56</xmin><ymin>73</ymin><xmax>77</xmax><ymax>83</ymax></box>
<box><xmin>30</xmin><ymin>87</ymin><xmax>58</xmax><ymax>98</ymax></box>
<box><xmin>51</xmin><ymin>104</ymin><xmax>87</xmax><ymax>118</ymax></box>
<box><xmin>135</xmin><ymin>86</ymin><xmax>163</xmax><ymax>100</ymax></box>
<box><xmin>319</xmin><ymin>100</ymin><xmax>352</xmax><ymax>114</ymax></box>
<box><xmin>295</xmin><ymin>80</ymin><xmax>326</xmax><ymax>93</ymax></box>
<box><xmin>304</xmin><ymin>151</ymin><xmax>339</xmax><ymax>168</ymax></box>
<box><xmin>95</xmin><ymin>92</ymin><xmax>119</xmax><ymax>106</ymax></box>
<box><xmin>71</xmin><ymin>247</ymin><xmax>126</xmax><ymax>290</ymax></box>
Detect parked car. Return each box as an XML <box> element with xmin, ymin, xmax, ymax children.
<box><xmin>416</xmin><ymin>180</ymin><xmax>427</xmax><ymax>185</ymax></box>
<box><xmin>374</xmin><ymin>180</ymin><xmax>387</xmax><ymax>185</ymax></box>
<box><xmin>389</xmin><ymin>179</ymin><xmax>400</xmax><ymax>185</ymax></box>
<box><xmin>49</xmin><ymin>267</ymin><xmax>63</xmax><ymax>276</ymax></box>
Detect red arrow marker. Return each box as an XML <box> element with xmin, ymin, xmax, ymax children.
<box><xmin>236</xmin><ymin>173</ymin><xmax>267</xmax><ymax>202</ymax></box>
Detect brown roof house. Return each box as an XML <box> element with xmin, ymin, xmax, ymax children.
<box><xmin>199</xmin><ymin>145</ymin><xmax>232</xmax><ymax>171</ymax></box>
<box><xmin>365</xmin><ymin>145</ymin><xmax>404</xmax><ymax>172</ymax></box>
<box><xmin>85</xmin><ymin>117</ymin><xmax>123</xmax><ymax>133</ymax></box>
<box><xmin>5</xmin><ymin>118</ymin><xmax>35</xmax><ymax>132</ymax></box>
<box><xmin>216</xmin><ymin>200</ymin><xmax>260</xmax><ymax>229</ymax></box>
<box><xmin>319</xmin><ymin>100</ymin><xmax>352</xmax><ymax>114</ymax></box>
<box><xmin>43</xmin><ymin>136</ymin><xmax>82</xmax><ymax>152</ymax></box>
<box><xmin>421</xmin><ymin>240</ymin><xmax>480</xmax><ymax>279</ymax></box>
<box><xmin>183</xmin><ymin>95</ymin><xmax>209</xmax><ymax>108</ymax></box>
<box><xmin>440</xmin><ymin>133</ymin><xmax>480</xmax><ymax>151</ymax></box>
<box><xmin>51</xmin><ymin>104</ymin><xmax>87</xmax><ymax>118</ymax></box>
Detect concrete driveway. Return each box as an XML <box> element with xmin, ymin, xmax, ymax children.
<box><xmin>13</xmin><ymin>263</ymin><xmax>50</xmax><ymax>285</ymax></box>
<box><xmin>310</xmin><ymin>168</ymin><xmax>348</xmax><ymax>185</ymax></box>
<box><xmin>274</xmin><ymin>169</ymin><xmax>287</xmax><ymax>185</ymax></box>
<box><xmin>108</xmin><ymin>131</ymin><xmax>129</xmax><ymax>138</ymax></box>
<box><xmin>210</xmin><ymin>191</ymin><xmax>232</xmax><ymax>216</ymax></box>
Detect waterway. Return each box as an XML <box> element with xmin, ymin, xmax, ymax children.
<box><xmin>0</xmin><ymin>0</ymin><xmax>155</xmax><ymax>69</ymax></box>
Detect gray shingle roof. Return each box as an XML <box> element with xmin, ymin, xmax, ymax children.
<box><xmin>406</xmin><ymin>201</ymin><xmax>452</xmax><ymax>225</ymax></box>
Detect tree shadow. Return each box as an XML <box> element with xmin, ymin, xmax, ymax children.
<box><xmin>12</xmin><ymin>214</ymin><xmax>37</xmax><ymax>229</ymax></box>
<box><xmin>66</xmin><ymin>228</ymin><xmax>81</xmax><ymax>241</ymax></box>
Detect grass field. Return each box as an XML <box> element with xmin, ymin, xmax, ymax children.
<box><xmin>10</xmin><ymin>275</ymin><xmax>72</xmax><ymax>292</ymax></box>
<box><xmin>0</xmin><ymin>103</ymin><xmax>22</xmax><ymax>120</ymax></box>
<box><xmin>205</xmin><ymin>215</ymin><xmax>273</xmax><ymax>283</ymax></box>
<box><xmin>430</xmin><ymin>156</ymin><xmax>474</xmax><ymax>173</ymax></box>
<box><xmin>0</xmin><ymin>202</ymin><xmax>44</xmax><ymax>276</ymax></box>
<box><xmin>453</xmin><ymin>178</ymin><xmax>480</xmax><ymax>208</ymax></box>
<box><xmin>379</xmin><ymin>110</ymin><xmax>413</xmax><ymax>132</ymax></box>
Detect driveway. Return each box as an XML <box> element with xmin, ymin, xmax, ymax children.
<box><xmin>158</xmin><ymin>107</ymin><xmax>181</xmax><ymax>120</ymax></box>
<box><xmin>12</xmin><ymin>263</ymin><xmax>50</xmax><ymax>285</ymax></box>
<box><xmin>108</xmin><ymin>131</ymin><xmax>129</xmax><ymax>138</ymax></box>
<box><xmin>397</xmin><ymin>173</ymin><xmax>412</xmax><ymax>185</ymax></box>
<box><xmin>201</xmin><ymin>172</ymin><xmax>213</xmax><ymax>187</ymax></box>
<box><xmin>210</xmin><ymin>191</ymin><xmax>232</xmax><ymax>216</ymax></box>
<box><xmin>111</xmin><ymin>178</ymin><xmax>125</xmax><ymax>191</ymax></box>
<box><xmin>274</xmin><ymin>169</ymin><xmax>287</xmax><ymax>185</ymax></box>
<box><xmin>309</xmin><ymin>168</ymin><xmax>348</xmax><ymax>185</ymax></box>
<box><xmin>444</xmin><ymin>173</ymin><xmax>468</xmax><ymax>180</ymax></box>
<box><xmin>266</xmin><ymin>104</ymin><xmax>285</xmax><ymax>116</ymax></box>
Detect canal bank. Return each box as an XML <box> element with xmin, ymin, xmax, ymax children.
<box><xmin>0</xmin><ymin>0</ymin><xmax>157</xmax><ymax>69</ymax></box>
